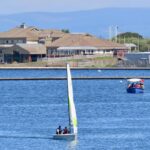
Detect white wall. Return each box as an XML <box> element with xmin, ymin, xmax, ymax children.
<box><xmin>26</xmin><ymin>41</ymin><xmax>38</xmax><ymax>44</ymax></box>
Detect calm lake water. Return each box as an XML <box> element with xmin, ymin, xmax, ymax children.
<box><xmin>0</xmin><ymin>69</ymin><xmax>150</xmax><ymax>149</ymax></box>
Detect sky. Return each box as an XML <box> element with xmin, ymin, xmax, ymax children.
<box><xmin>0</xmin><ymin>0</ymin><xmax>150</xmax><ymax>14</ymax></box>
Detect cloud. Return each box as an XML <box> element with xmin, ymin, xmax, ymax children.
<box><xmin>0</xmin><ymin>0</ymin><xmax>150</xmax><ymax>14</ymax></box>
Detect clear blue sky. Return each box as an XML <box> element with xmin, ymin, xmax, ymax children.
<box><xmin>0</xmin><ymin>0</ymin><xmax>150</xmax><ymax>14</ymax></box>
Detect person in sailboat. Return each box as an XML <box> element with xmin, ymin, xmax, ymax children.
<box><xmin>63</xmin><ymin>127</ymin><xmax>69</xmax><ymax>134</ymax></box>
<box><xmin>56</xmin><ymin>125</ymin><xmax>62</xmax><ymax>134</ymax></box>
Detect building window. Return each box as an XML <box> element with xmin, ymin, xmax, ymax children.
<box><xmin>8</xmin><ymin>40</ymin><xmax>12</xmax><ymax>44</ymax></box>
<box><xmin>18</xmin><ymin>40</ymin><xmax>23</xmax><ymax>43</ymax></box>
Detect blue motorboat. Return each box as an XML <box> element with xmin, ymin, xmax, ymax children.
<box><xmin>127</xmin><ymin>79</ymin><xmax>144</xmax><ymax>93</ymax></box>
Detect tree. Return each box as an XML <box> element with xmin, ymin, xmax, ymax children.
<box><xmin>61</xmin><ymin>29</ymin><xmax>70</xmax><ymax>33</ymax></box>
<box><xmin>117</xmin><ymin>32</ymin><xmax>143</xmax><ymax>39</ymax></box>
<box><xmin>112</xmin><ymin>32</ymin><xmax>150</xmax><ymax>52</ymax></box>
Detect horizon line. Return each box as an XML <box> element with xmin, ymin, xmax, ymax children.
<box><xmin>0</xmin><ymin>7</ymin><xmax>150</xmax><ymax>15</ymax></box>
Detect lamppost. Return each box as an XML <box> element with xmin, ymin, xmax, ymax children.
<box><xmin>138</xmin><ymin>35</ymin><xmax>140</xmax><ymax>52</ymax></box>
<box><xmin>115</xmin><ymin>26</ymin><xmax>119</xmax><ymax>43</ymax></box>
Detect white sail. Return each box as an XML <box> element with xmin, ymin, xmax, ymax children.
<box><xmin>67</xmin><ymin>64</ymin><xmax>78</xmax><ymax>134</ymax></box>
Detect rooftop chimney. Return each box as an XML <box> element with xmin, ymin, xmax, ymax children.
<box><xmin>20</xmin><ymin>23</ymin><xmax>27</xmax><ymax>29</ymax></box>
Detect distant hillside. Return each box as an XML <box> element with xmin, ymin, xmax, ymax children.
<box><xmin>0</xmin><ymin>8</ymin><xmax>150</xmax><ymax>38</ymax></box>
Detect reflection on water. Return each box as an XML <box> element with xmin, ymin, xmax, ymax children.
<box><xmin>67</xmin><ymin>140</ymin><xmax>78</xmax><ymax>150</ymax></box>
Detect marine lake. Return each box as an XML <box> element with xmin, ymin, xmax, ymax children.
<box><xmin>0</xmin><ymin>69</ymin><xmax>150</xmax><ymax>149</ymax></box>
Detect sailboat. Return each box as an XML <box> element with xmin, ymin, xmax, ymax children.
<box><xmin>53</xmin><ymin>64</ymin><xmax>78</xmax><ymax>140</ymax></box>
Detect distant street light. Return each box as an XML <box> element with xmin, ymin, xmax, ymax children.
<box><xmin>115</xmin><ymin>26</ymin><xmax>119</xmax><ymax>43</ymax></box>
